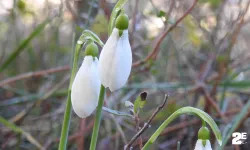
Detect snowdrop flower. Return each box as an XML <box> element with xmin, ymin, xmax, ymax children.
<box><xmin>194</xmin><ymin>126</ymin><xmax>212</xmax><ymax>150</ymax></box>
<box><xmin>99</xmin><ymin>13</ymin><xmax>132</xmax><ymax>91</ymax></box>
<box><xmin>71</xmin><ymin>42</ymin><xmax>101</xmax><ymax>118</ymax></box>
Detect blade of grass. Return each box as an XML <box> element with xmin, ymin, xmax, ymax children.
<box><xmin>0</xmin><ymin>20</ymin><xmax>49</xmax><ymax>72</ymax></box>
<box><xmin>219</xmin><ymin>80</ymin><xmax>250</xmax><ymax>88</ymax></box>
<box><xmin>218</xmin><ymin>99</ymin><xmax>250</xmax><ymax>150</ymax></box>
<box><xmin>0</xmin><ymin>116</ymin><xmax>43</xmax><ymax>149</ymax></box>
<box><xmin>0</xmin><ymin>89</ymin><xmax>68</xmax><ymax>106</ymax></box>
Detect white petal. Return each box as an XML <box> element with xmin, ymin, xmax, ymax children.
<box><xmin>99</xmin><ymin>28</ymin><xmax>132</xmax><ymax>91</ymax></box>
<box><xmin>204</xmin><ymin>140</ymin><xmax>212</xmax><ymax>150</ymax></box>
<box><xmin>71</xmin><ymin>56</ymin><xmax>101</xmax><ymax>118</ymax></box>
<box><xmin>194</xmin><ymin>139</ymin><xmax>205</xmax><ymax>150</ymax></box>
<box><xmin>99</xmin><ymin>28</ymin><xmax>119</xmax><ymax>88</ymax></box>
<box><xmin>109</xmin><ymin>30</ymin><xmax>132</xmax><ymax>91</ymax></box>
<box><xmin>194</xmin><ymin>140</ymin><xmax>212</xmax><ymax>150</ymax></box>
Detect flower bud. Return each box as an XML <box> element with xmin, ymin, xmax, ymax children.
<box><xmin>85</xmin><ymin>42</ymin><xmax>99</xmax><ymax>57</ymax></box>
<box><xmin>115</xmin><ymin>14</ymin><xmax>129</xmax><ymax>30</ymax></box>
<box><xmin>125</xmin><ymin>101</ymin><xmax>134</xmax><ymax>108</ymax></box>
<box><xmin>194</xmin><ymin>126</ymin><xmax>212</xmax><ymax>149</ymax></box>
<box><xmin>198</xmin><ymin>126</ymin><xmax>210</xmax><ymax>140</ymax></box>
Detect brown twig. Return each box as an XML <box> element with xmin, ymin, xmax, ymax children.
<box><xmin>200</xmin><ymin>86</ymin><xmax>228</xmax><ymax>122</ymax></box>
<box><xmin>9</xmin><ymin>75</ymin><xmax>69</xmax><ymax>124</ymax></box>
<box><xmin>124</xmin><ymin>94</ymin><xmax>169</xmax><ymax>150</ymax></box>
<box><xmin>134</xmin><ymin>114</ymin><xmax>143</xmax><ymax>149</ymax></box>
<box><xmin>0</xmin><ymin>65</ymin><xmax>69</xmax><ymax>87</ymax></box>
<box><xmin>130</xmin><ymin>0</ymin><xmax>139</xmax><ymax>47</ymax></box>
<box><xmin>132</xmin><ymin>0</ymin><xmax>198</xmax><ymax>67</ymax></box>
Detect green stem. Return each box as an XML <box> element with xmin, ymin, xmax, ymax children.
<box><xmin>142</xmin><ymin>107</ymin><xmax>222</xmax><ymax>150</ymax></box>
<box><xmin>177</xmin><ymin>141</ymin><xmax>180</xmax><ymax>150</ymax></box>
<box><xmin>202</xmin><ymin>119</ymin><xmax>206</xmax><ymax>127</ymax></box>
<box><xmin>90</xmin><ymin>85</ymin><xmax>106</xmax><ymax>150</ymax></box>
<box><xmin>58</xmin><ymin>43</ymin><xmax>82</xmax><ymax>150</ymax></box>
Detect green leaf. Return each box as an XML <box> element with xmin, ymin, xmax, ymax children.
<box><xmin>108</xmin><ymin>0</ymin><xmax>128</xmax><ymax>35</ymax></box>
<box><xmin>0</xmin><ymin>94</ymin><xmax>42</xmax><ymax>106</ymax></box>
<box><xmin>0</xmin><ymin>20</ymin><xmax>49</xmax><ymax>72</ymax></box>
<box><xmin>218</xmin><ymin>99</ymin><xmax>250</xmax><ymax>150</ymax></box>
<box><xmin>219</xmin><ymin>80</ymin><xmax>250</xmax><ymax>88</ymax></box>
<box><xmin>134</xmin><ymin>92</ymin><xmax>147</xmax><ymax>113</ymax></box>
<box><xmin>142</xmin><ymin>107</ymin><xmax>222</xmax><ymax>150</ymax></box>
<box><xmin>78</xmin><ymin>30</ymin><xmax>104</xmax><ymax>47</ymax></box>
<box><xmin>157</xmin><ymin>10</ymin><xmax>166</xmax><ymax>17</ymax></box>
<box><xmin>102</xmin><ymin>107</ymin><xmax>133</xmax><ymax>118</ymax></box>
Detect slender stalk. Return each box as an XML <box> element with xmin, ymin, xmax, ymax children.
<box><xmin>58</xmin><ymin>41</ymin><xmax>82</xmax><ymax>150</ymax></box>
<box><xmin>202</xmin><ymin>119</ymin><xmax>206</xmax><ymax>127</ymax></box>
<box><xmin>142</xmin><ymin>107</ymin><xmax>222</xmax><ymax>150</ymax></box>
<box><xmin>177</xmin><ymin>141</ymin><xmax>180</xmax><ymax>150</ymax></box>
<box><xmin>90</xmin><ymin>85</ymin><xmax>106</xmax><ymax>150</ymax></box>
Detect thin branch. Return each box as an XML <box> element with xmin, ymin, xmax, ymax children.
<box><xmin>132</xmin><ymin>0</ymin><xmax>198</xmax><ymax>67</ymax></box>
<box><xmin>0</xmin><ymin>65</ymin><xmax>69</xmax><ymax>87</ymax></box>
<box><xmin>124</xmin><ymin>94</ymin><xmax>169</xmax><ymax>150</ymax></box>
<box><xmin>130</xmin><ymin>0</ymin><xmax>139</xmax><ymax>47</ymax></box>
<box><xmin>200</xmin><ymin>86</ymin><xmax>228</xmax><ymax>122</ymax></box>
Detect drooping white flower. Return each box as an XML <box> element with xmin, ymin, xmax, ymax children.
<box><xmin>98</xmin><ymin>28</ymin><xmax>132</xmax><ymax>91</ymax></box>
<box><xmin>71</xmin><ymin>56</ymin><xmax>101</xmax><ymax>118</ymax></box>
<box><xmin>194</xmin><ymin>139</ymin><xmax>212</xmax><ymax>150</ymax></box>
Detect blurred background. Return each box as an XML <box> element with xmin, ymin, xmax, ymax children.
<box><xmin>0</xmin><ymin>0</ymin><xmax>250</xmax><ymax>149</ymax></box>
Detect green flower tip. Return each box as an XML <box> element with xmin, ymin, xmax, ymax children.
<box><xmin>115</xmin><ymin>14</ymin><xmax>129</xmax><ymax>30</ymax></box>
<box><xmin>198</xmin><ymin>126</ymin><xmax>210</xmax><ymax>140</ymax></box>
<box><xmin>85</xmin><ymin>42</ymin><xmax>99</xmax><ymax>57</ymax></box>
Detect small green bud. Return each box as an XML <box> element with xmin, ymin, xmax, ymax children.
<box><xmin>115</xmin><ymin>14</ymin><xmax>129</xmax><ymax>30</ymax></box>
<box><xmin>198</xmin><ymin>126</ymin><xmax>210</xmax><ymax>140</ymax></box>
<box><xmin>17</xmin><ymin>0</ymin><xmax>26</xmax><ymax>11</ymax></box>
<box><xmin>85</xmin><ymin>42</ymin><xmax>98</xmax><ymax>57</ymax></box>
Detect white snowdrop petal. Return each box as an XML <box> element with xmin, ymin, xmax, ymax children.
<box><xmin>109</xmin><ymin>30</ymin><xmax>132</xmax><ymax>91</ymax></box>
<box><xmin>71</xmin><ymin>56</ymin><xmax>101</xmax><ymax>118</ymax></box>
<box><xmin>194</xmin><ymin>139</ymin><xmax>204</xmax><ymax>150</ymax></box>
<box><xmin>98</xmin><ymin>28</ymin><xmax>119</xmax><ymax>88</ymax></box>
<box><xmin>204</xmin><ymin>140</ymin><xmax>212</xmax><ymax>150</ymax></box>
<box><xmin>194</xmin><ymin>140</ymin><xmax>212</xmax><ymax>150</ymax></box>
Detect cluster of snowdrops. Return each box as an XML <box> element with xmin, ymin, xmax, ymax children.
<box><xmin>66</xmin><ymin>11</ymin><xmax>221</xmax><ymax>150</ymax></box>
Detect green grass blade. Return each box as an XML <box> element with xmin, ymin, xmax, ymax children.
<box><xmin>219</xmin><ymin>99</ymin><xmax>250</xmax><ymax>149</ymax></box>
<box><xmin>0</xmin><ymin>116</ymin><xmax>43</xmax><ymax>149</ymax></box>
<box><xmin>219</xmin><ymin>80</ymin><xmax>250</xmax><ymax>88</ymax></box>
<box><xmin>81</xmin><ymin>30</ymin><xmax>104</xmax><ymax>47</ymax></box>
<box><xmin>0</xmin><ymin>20</ymin><xmax>48</xmax><ymax>72</ymax></box>
<box><xmin>102</xmin><ymin>107</ymin><xmax>133</xmax><ymax>118</ymax></box>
